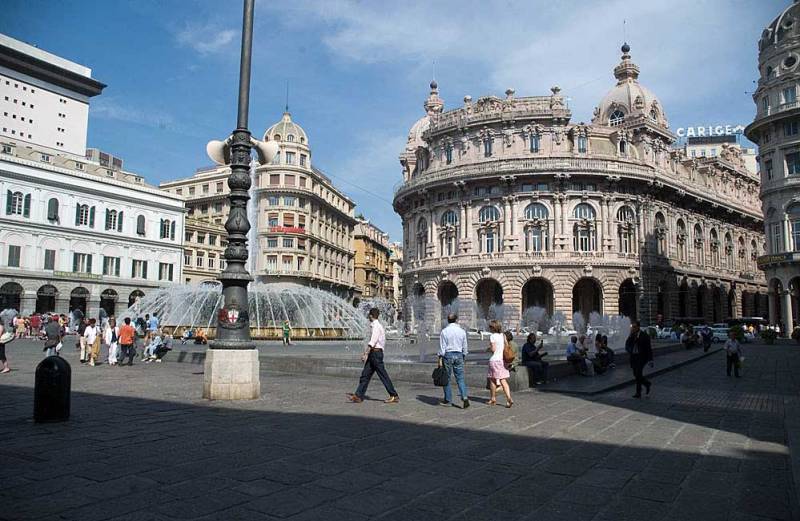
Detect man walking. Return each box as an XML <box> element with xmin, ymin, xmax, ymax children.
<box><xmin>438</xmin><ymin>313</ymin><xmax>470</xmax><ymax>408</ymax></box>
<box><xmin>43</xmin><ymin>317</ymin><xmax>62</xmax><ymax>357</ymax></box>
<box><xmin>118</xmin><ymin>317</ymin><xmax>137</xmax><ymax>366</ymax></box>
<box><xmin>625</xmin><ymin>320</ymin><xmax>653</xmax><ymax>398</ymax></box>
<box><xmin>347</xmin><ymin>308</ymin><xmax>399</xmax><ymax>404</ymax></box>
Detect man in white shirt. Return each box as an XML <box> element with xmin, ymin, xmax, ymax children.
<box><xmin>347</xmin><ymin>308</ymin><xmax>399</xmax><ymax>404</ymax></box>
<box><xmin>438</xmin><ymin>313</ymin><xmax>470</xmax><ymax>408</ymax></box>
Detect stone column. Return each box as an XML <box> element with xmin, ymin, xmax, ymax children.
<box><xmin>553</xmin><ymin>196</ymin><xmax>562</xmax><ymax>236</ymax></box>
<box><xmin>20</xmin><ymin>291</ymin><xmax>36</xmax><ymax>316</ymax></box>
<box><xmin>783</xmin><ymin>290</ymin><xmax>795</xmax><ymax>332</ymax></box>
<box><xmin>502</xmin><ymin>197</ymin><xmax>511</xmax><ymax>251</ymax></box>
<box><xmin>55</xmin><ymin>297</ymin><xmax>70</xmax><ymax>316</ymax></box>
<box><xmin>429</xmin><ymin>209</ymin><xmax>437</xmax><ymax>258</ymax></box>
<box><xmin>598</xmin><ymin>198</ymin><xmax>606</xmax><ymax>251</ymax></box>
<box><xmin>460</xmin><ymin>203</ymin><xmax>467</xmax><ymax>239</ymax></box>
<box><xmin>768</xmin><ymin>291</ymin><xmax>777</xmax><ymax>325</ymax></box>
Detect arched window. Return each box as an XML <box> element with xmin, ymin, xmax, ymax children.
<box><xmin>6</xmin><ymin>191</ymin><xmax>28</xmax><ymax>216</ymax></box>
<box><xmin>710</xmin><ymin>229</ymin><xmax>720</xmax><ymax>267</ymax></box>
<box><xmin>694</xmin><ymin>224</ymin><xmax>704</xmax><ymax>264</ymax></box>
<box><xmin>524</xmin><ymin>204</ymin><xmax>550</xmax><ymax>252</ymax></box>
<box><xmin>609</xmin><ymin>110</ymin><xmax>625</xmax><ymax>126</ymax></box>
<box><xmin>573</xmin><ymin>203</ymin><xmax>597</xmax><ymax>251</ymax></box>
<box><xmin>77</xmin><ymin>204</ymin><xmax>90</xmax><ymax>226</ymax></box>
<box><xmin>479</xmin><ymin>206</ymin><xmax>500</xmax><ymax>223</ymax></box>
<box><xmin>105</xmin><ymin>209</ymin><xmax>118</xmax><ymax>231</ymax></box>
<box><xmin>136</xmin><ymin>215</ymin><xmax>146</xmax><ymax>236</ymax></box>
<box><xmin>654</xmin><ymin>212</ymin><xmax>667</xmax><ymax>255</ymax></box>
<box><xmin>47</xmin><ymin>198</ymin><xmax>59</xmax><ymax>222</ymax></box>
<box><xmin>617</xmin><ymin>205</ymin><xmax>636</xmax><ymax>253</ymax></box>
<box><xmin>416</xmin><ymin>218</ymin><xmax>428</xmax><ymax>260</ymax></box>
<box><xmin>789</xmin><ymin>203</ymin><xmax>800</xmax><ymax>251</ymax></box>
<box><xmin>724</xmin><ymin>233</ymin><xmax>734</xmax><ymax>268</ymax></box>
<box><xmin>483</xmin><ymin>135</ymin><xmax>493</xmax><ymax>157</ymax></box>
<box><xmin>287</xmin><ymin>134</ymin><xmax>295</xmax><ymax>142</ymax></box>
<box><xmin>530</xmin><ymin>134</ymin><xmax>540</xmax><ymax>153</ymax></box>
<box><xmin>439</xmin><ymin>210</ymin><xmax>459</xmax><ymax>256</ymax></box>
<box><xmin>677</xmin><ymin>219</ymin><xmax>687</xmax><ymax>261</ymax></box>
<box><xmin>445</xmin><ymin>143</ymin><xmax>453</xmax><ymax>164</ymax></box>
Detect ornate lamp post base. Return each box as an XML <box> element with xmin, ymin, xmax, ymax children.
<box><xmin>203</xmin><ymin>349</ymin><xmax>260</xmax><ymax>400</ymax></box>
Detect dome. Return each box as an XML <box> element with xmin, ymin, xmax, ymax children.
<box><xmin>592</xmin><ymin>44</ymin><xmax>669</xmax><ymax>129</ymax></box>
<box><xmin>264</xmin><ymin>112</ymin><xmax>308</xmax><ymax>144</ymax></box>
<box><xmin>404</xmin><ymin>115</ymin><xmax>430</xmax><ymax>153</ymax></box>
<box><xmin>759</xmin><ymin>2</ymin><xmax>800</xmax><ymax>50</ymax></box>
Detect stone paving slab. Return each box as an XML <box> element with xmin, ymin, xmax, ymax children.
<box><xmin>538</xmin><ymin>346</ymin><xmax>724</xmax><ymax>395</ymax></box>
<box><xmin>0</xmin><ymin>339</ymin><xmax>799</xmax><ymax>521</ymax></box>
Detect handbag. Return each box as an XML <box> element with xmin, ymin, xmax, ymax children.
<box><xmin>502</xmin><ymin>339</ymin><xmax>515</xmax><ymax>365</ymax></box>
<box><xmin>432</xmin><ymin>366</ymin><xmax>448</xmax><ymax>387</ymax></box>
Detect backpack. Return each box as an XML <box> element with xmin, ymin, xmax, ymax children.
<box><xmin>502</xmin><ymin>338</ymin><xmax>515</xmax><ymax>365</ymax></box>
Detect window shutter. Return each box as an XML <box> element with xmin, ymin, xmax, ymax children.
<box><xmin>168</xmin><ymin>264</ymin><xmax>174</xmax><ymax>281</ymax></box>
<box><xmin>131</xmin><ymin>262</ymin><xmax>136</xmax><ymax>278</ymax></box>
<box><xmin>159</xmin><ymin>219</ymin><xmax>165</xmax><ymax>239</ymax></box>
<box><xmin>5</xmin><ymin>191</ymin><xmax>11</xmax><ymax>215</ymax></box>
<box><xmin>75</xmin><ymin>204</ymin><xmax>81</xmax><ymax>225</ymax></box>
<box><xmin>23</xmin><ymin>194</ymin><xmax>30</xmax><ymax>217</ymax></box>
<box><xmin>142</xmin><ymin>261</ymin><xmax>148</xmax><ymax>280</ymax></box>
<box><xmin>137</xmin><ymin>216</ymin><xmax>145</xmax><ymax>235</ymax></box>
<box><xmin>72</xmin><ymin>253</ymin><xmax>78</xmax><ymax>272</ymax></box>
<box><xmin>115</xmin><ymin>258</ymin><xmax>120</xmax><ymax>277</ymax></box>
<box><xmin>87</xmin><ymin>254</ymin><xmax>93</xmax><ymax>273</ymax></box>
<box><xmin>89</xmin><ymin>206</ymin><xmax>95</xmax><ymax>227</ymax></box>
<box><xmin>170</xmin><ymin>221</ymin><xmax>176</xmax><ymax>240</ymax></box>
<box><xmin>105</xmin><ymin>209</ymin><xmax>110</xmax><ymax>230</ymax></box>
<box><xmin>117</xmin><ymin>211</ymin><xmax>123</xmax><ymax>232</ymax></box>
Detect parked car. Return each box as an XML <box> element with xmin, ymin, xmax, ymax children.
<box><xmin>467</xmin><ymin>328</ymin><xmax>492</xmax><ymax>341</ymax></box>
<box><xmin>710</xmin><ymin>327</ymin><xmax>730</xmax><ymax>343</ymax></box>
<box><xmin>548</xmin><ymin>325</ymin><xmax>578</xmax><ymax>337</ymax></box>
<box><xmin>656</xmin><ymin>327</ymin><xmax>676</xmax><ymax>340</ymax></box>
<box><xmin>743</xmin><ymin>330</ymin><xmax>756</xmax><ymax>343</ymax></box>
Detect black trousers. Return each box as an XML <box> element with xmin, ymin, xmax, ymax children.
<box><xmin>120</xmin><ymin>344</ymin><xmax>136</xmax><ymax>365</ymax></box>
<box><xmin>631</xmin><ymin>357</ymin><xmax>650</xmax><ymax>395</ymax></box>
<box><xmin>726</xmin><ymin>354</ymin><xmax>740</xmax><ymax>377</ymax></box>
<box><xmin>355</xmin><ymin>349</ymin><xmax>398</xmax><ymax>398</ymax></box>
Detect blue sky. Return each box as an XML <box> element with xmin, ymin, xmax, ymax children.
<box><xmin>2</xmin><ymin>0</ymin><xmax>783</xmax><ymax>240</ymax></box>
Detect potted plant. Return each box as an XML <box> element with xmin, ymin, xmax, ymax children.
<box><xmin>762</xmin><ymin>328</ymin><xmax>777</xmax><ymax>345</ymax></box>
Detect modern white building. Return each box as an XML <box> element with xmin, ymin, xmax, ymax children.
<box><xmin>0</xmin><ymin>33</ymin><xmax>185</xmax><ymax>318</ymax></box>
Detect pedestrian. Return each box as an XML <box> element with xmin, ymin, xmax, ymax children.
<box><xmin>437</xmin><ymin>313</ymin><xmax>470</xmax><ymax>408</ymax></box>
<box><xmin>84</xmin><ymin>318</ymin><xmax>101</xmax><ymax>367</ymax></box>
<box><xmin>118</xmin><ymin>317</ymin><xmax>137</xmax><ymax>366</ymax></box>
<box><xmin>146</xmin><ymin>313</ymin><xmax>159</xmax><ymax>344</ymax></box>
<box><xmin>521</xmin><ymin>332</ymin><xmax>549</xmax><ymax>384</ymax></box>
<box><xmin>282</xmin><ymin>319</ymin><xmax>292</xmax><ymax>346</ymax></box>
<box><xmin>16</xmin><ymin>316</ymin><xmax>26</xmax><ymax>339</ymax></box>
<box><xmin>724</xmin><ymin>330</ymin><xmax>743</xmax><ymax>378</ymax></box>
<box><xmin>104</xmin><ymin>318</ymin><xmax>120</xmax><ymax>366</ymax></box>
<box><xmin>486</xmin><ymin>320</ymin><xmax>513</xmax><ymax>408</ymax></box>
<box><xmin>0</xmin><ymin>321</ymin><xmax>11</xmax><ymax>373</ymax></box>
<box><xmin>625</xmin><ymin>320</ymin><xmax>653</xmax><ymax>398</ymax></box>
<box><xmin>43</xmin><ymin>316</ymin><xmax>62</xmax><ymax>357</ymax></box>
<box><xmin>347</xmin><ymin>307</ymin><xmax>400</xmax><ymax>404</ymax></box>
<box><xmin>77</xmin><ymin>318</ymin><xmax>88</xmax><ymax>363</ymax></box>
<box><xmin>701</xmin><ymin>326</ymin><xmax>712</xmax><ymax>353</ymax></box>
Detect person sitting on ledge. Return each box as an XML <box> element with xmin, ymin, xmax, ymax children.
<box><xmin>194</xmin><ymin>329</ymin><xmax>208</xmax><ymax>345</ymax></box>
<box><xmin>597</xmin><ymin>334</ymin><xmax>615</xmax><ymax>369</ymax></box>
<box><xmin>566</xmin><ymin>336</ymin><xmax>588</xmax><ymax>375</ymax></box>
<box><xmin>143</xmin><ymin>330</ymin><xmax>163</xmax><ymax>362</ymax></box>
<box><xmin>153</xmin><ymin>335</ymin><xmax>173</xmax><ymax>363</ymax></box>
<box><xmin>521</xmin><ymin>332</ymin><xmax>549</xmax><ymax>384</ymax></box>
<box><xmin>180</xmin><ymin>329</ymin><xmax>194</xmax><ymax>345</ymax></box>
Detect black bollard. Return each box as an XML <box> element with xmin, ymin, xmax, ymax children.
<box><xmin>34</xmin><ymin>355</ymin><xmax>71</xmax><ymax>423</ymax></box>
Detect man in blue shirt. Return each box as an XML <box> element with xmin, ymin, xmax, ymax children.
<box><xmin>438</xmin><ymin>313</ymin><xmax>469</xmax><ymax>409</ymax></box>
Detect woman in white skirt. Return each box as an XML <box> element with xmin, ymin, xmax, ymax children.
<box><xmin>104</xmin><ymin>318</ymin><xmax>120</xmax><ymax>366</ymax></box>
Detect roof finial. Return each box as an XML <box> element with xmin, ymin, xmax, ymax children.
<box><xmin>285</xmin><ymin>80</ymin><xmax>289</xmax><ymax>113</ymax></box>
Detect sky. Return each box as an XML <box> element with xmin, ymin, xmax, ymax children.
<box><xmin>1</xmin><ymin>0</ymin><xmax>784</xmax><ymax>241</ymax></box>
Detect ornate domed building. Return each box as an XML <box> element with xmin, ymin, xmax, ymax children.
<box><xmin>394</xmin><ymin>45</ymin><xmax>768</xmax><ymax>331</ymax></box>
<box><xmin>746</xmin><ymin>1</ymin><xmax>800</xmax><ymax>333</ymax></box>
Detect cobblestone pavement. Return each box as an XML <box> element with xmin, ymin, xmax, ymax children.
<box><xmin>1</xmin><ymin>339</ymin><xmax>799</xmax><ymax>521</ymax></box>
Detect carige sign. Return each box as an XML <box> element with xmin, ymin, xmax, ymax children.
<box><xmin>675</xmin><ymin>124</ymin><xmax>746</xmax><ymax>138</ymax></box>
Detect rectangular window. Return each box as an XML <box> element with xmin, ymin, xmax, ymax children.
<box><xmin>208</xmin><ymin>234</ymin><xmax>217</xmax><ymax>246</ymax></box>
<box><xmin>213</xmin><ymin>202</ymin><xmax>223</xmax><ymax>213</ymax></box>
<box><xmin>216</xmin><ymin>181</ymin><xmax>223</xmax><ymax>192</ymax></box>
<box><xmin>158</xmin><ymin>262</ymin><xmax>174</xmax><ymax>281</ymax></box>
<box><xmin>787</xmin><ymin>152</ymin><xmax>800</xmax><ymax>175</ymax></box>
<box><xmin>300</xmin><ymin>154</ymin><xmax>307</xmax><ymax>167</ymax></box>
<box><xmin>266</xmin><ymin>255</ymin><xmax>277</xmax><ymax>271</ymax></box>
<box><xmin>270</xmin><ymin>174</ymin><xmax>280</xmax><ymax>186</ymax></box>
<box><xmin>44</xmin><ymin>249</ymin><xmax>55</xmax><ymax>270</ymax></box>
<box><xmin>283</xmin><ymin>196</ymin><xmax>296</xmax><ymax>206</ymax></box>
<box><xmin>267</xmin><ymin>238</ymin><xmax>278</xmax><ymax>248</ymax></box>
<box><xmin>785</xmin><ymin>121</ymin><xmax>799</xmax><ymax>136</ymax></box>
<box><xmin>483</xmin><ymin>138</ymin><xmax>492</xmax><ymax>157</ymax></box>
<box><xmin>176</xmin><ymin>188</ymin><xmax>183</xmax><ymax>195</ymax></box>
<box><xmin>208</xmin><ymin>255</ymin><xmax>215</xmax><ymax>269</ymax></box>
<box><xmin>763</xmin><ymin>96</ymin><xmax>770</xmax><ymax>114</ymax></box>
<box><xmin>73</xmin><ymin>253</ymin><xmax>92</xmax><ymax>273</ymax></box>
<box><xmin>268</xmin><ymin>213</ymin><xmax>279</xmax><ymax>227</ymax></box>
<box><xmin>530</xmin><ymin>135</ymin><xmax>540</xmax><ymax>153</ymax></box>
<box><xmin>196</xmin><ymin>234</ymin><xmax>205</xmax><ymax>244</ymax></box>
<box><xmin>202</xmin><ymin>184</ymin><xmax>209</xmax><ymax>194</ymax></box>
<box><xmin>102</xmin><ymin>256</ymin><xmax>120</xmax><ymax>276</ymax></box>
<box><xmin>283</xmin><ymin>213</ymin><xmax>295</xmax><ymax>226</ymax></box>
<box><xmin>297</xmin><ymin>257</ymin><xmax>304</xmax><ymax>270</ymax></box>
<box><xmin>185</xmin><ymin>231</ymin><xmax>193</xmax><ymax>242</ymax></box>
<box><xmin>132</xmin><ymin>259</ymin><xmax>148</xmax><ymax>278</ymax></box>
<box><xmin>771</xmin><ymin>223</ymin><xmax>784</xmax><ymax>253</ymax></box>
<box><xmin>283</xmin><ymin>238</ymin><xmax>293</xmax><ymax>248</ymax></box>
<box><xmin>285</xmin><ymin>152</ymin><xmax>295</xmax><ymax>165</ymax></box>
<box><xmin>577</xmin><ymin>136</ymin><xmax>587</xmax><ymax>153</ymax></box>
<box><xmin>765</xmin><ymin>159</ymin><xmax>774</xmax><ymax>180</ymax></box>
<box><xmin>195</xmin><ymin>254</ymin><xmax>204</xmax><ymax>268</ymax></box>
<box><xmin>784</xmin><ymin>86</ymin><xmax>797</xmax><ymax>105</ymax></box>
<box><xmin>188</xmin><ymin>187</ymin><xmax>195</xmax><ymax>195</ymax></box>
<box><xmin>184</xmin><ymin>253</ymin><xmax>191</xmax><ymax>266</ymax></box>
<box><xmin>282</xmin><ymin>256</ymin><xmax>292</xmax><ymax>271</ymax></box>
<box><xmin>285</xmin><ymin>174</ymin><xmax>295</xmax><ymax>186</ymax></box>
<box><xmin>445</xmin><ymin>145</ymin><xmax>453</xmax><ymax>164</ymax></box>
<box><xmin>7</xmin><ymin>245</ymin><xmax>20</xmax><ymax>267</ymax></box>
<box><xmin>792</xmin><ymin>220</ymin><xmax>800</xmax><ymax>251</ymax></box>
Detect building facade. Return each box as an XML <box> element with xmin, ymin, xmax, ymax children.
<box><xmin>389</xmin><ymin>242</ymin><xmax>403</xmax><ymax>309</ymax></box>
<box><xmin>394</xmin><ymin>45</ymin><xmax>768</xmax><ymax>331</ymax></box>
<box><xmin>683</xmin><ymin>135</ymin><xmax>758</xmax><ymax>175</ymax></box>
<box><xmin>746</xmin><ymin>2</ymin><xmax>800</xmax><ymax>333</ymax></box>
<box><xmin>161</xmin><ymin>112</ymin><xmax>357</xmax><ymax>298</ymax></box>
<box><xmin>182</xmin><ymin>217</ymin><xmax>227</xmax><ymax>284</ymax></box>
<box><xmin>353</xmin><ymin>219</ymin><xmax>392</xmax><ymax>302</ymax></box>
<box><xmin>0</xmin><ymin>33</ymin><xmax>184</xmax><ymax>318</ymax></box>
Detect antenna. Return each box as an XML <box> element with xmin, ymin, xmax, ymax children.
<box><xmin>285</xmin><ymin>80</ymin><xmax>289</xmax><ymax>113</ymax></box>
<box><xmin>623</xmin><ymin>19</ymin><xmax>627</xmax><ymax>44</ymax></box>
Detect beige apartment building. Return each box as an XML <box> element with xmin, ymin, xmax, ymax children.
<box><xmin>394</xmin><ymin>45</ymin><xmax>768</xmax><ymax>331</ymax></box>
<box><xmin>161</xmin><ymin>111</ymin><xmax>357</xmax><ymax>298</ymax></box>
<box><xmin>353</xmin><ymin>219</ymin><xmax>392</xmax><ymax>303</ymax></box>
<box><xmin>182</xmin><ymin>217</ymin><xmax>226</xmax><ymax>284</ymax></box>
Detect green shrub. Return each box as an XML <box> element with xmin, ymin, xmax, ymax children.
<box><xmin>729</xmin><ymin>324</ymin><xmax>745</xmax><ymax>342</ymax></box>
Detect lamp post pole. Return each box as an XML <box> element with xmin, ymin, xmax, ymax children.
<box><xmin>215</xmin><ymin>0</ymin><xmax>255</xmax><ymax>350</ymax></box>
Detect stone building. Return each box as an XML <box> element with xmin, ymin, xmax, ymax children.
<box><xmin>0</xmin><ymin>33</ymin><xmax>184</xmax><ymax>318</ymax></box>
<box><xmin>353</xmin><ymin>219</ymin><xmax>392</xmax><ymax>302</ymax></box>
<box><xmin>182</xmin><ymin>217</ymin><xmax>227</xmax><ymax>284</ymax></box>
<box><xmin>745</xmin><ymin>1</ymin><xmax>800</xmax><ymax>333</ymax></box>
<box><xmin>389</xmin><ymin>242</ymin><xmax>403</xmax><ymax>309</ymax></box>
<box><xmin>393</xmin><ymin>45</ymin><xmax>768</xmax><ymax>331</ymax></box>
<box><xmin>161</xmin><ymin>111</ymin><xmax>357</xmax><ymax>298</ymax></box>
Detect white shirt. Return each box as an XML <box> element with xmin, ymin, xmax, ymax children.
<box><xmin>439</xmin><ymin>323</ymin><xmax>468</xmax><ymax>356</ymax></box>
<box><xmin>489</xmin><ymin>332</ymin><xmax>505</xmax><ymax>362</ymax></box>
<box><xmin>84</xmin><ymin>325</ymin><xmax>99</xmax><ymax>344</ymax></box>
<box><xmin>724</xmin><ymin>339</ymin><xmax>742</xmax><ymax>356</ymax></box>
<box><xmin>565</xmin><ymin>341</ymin><xmax>579</xmax><ymax>357</ymax></box>
<box><xmin>103</xmin><ymin>326</ymin><xmax>119</xmax><ymax>345</ymax></box>
<box><xmin>367</xmin><ymin>320</ymin><xmax>386</xmax><ymax>350</ymax></box>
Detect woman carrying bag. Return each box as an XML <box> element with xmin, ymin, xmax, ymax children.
<box><xmin>104</xmin><ymin>318</ymin><xmax>120</xmax><ymax>366</ymax></box>
<box><xmin>84</xmin><ymin>318</ymin><xmax>101</xmax><ymax>367</ymax></box>
<box><xmin>486</xmin><ymin>320</ymin><xmax>513</xmax><ymax>408</ymax></box>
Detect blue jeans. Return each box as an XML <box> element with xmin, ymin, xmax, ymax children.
<box><xmin>442</xmin><ymin>351</ymin><xmax>468</xmax><ymax>402</ymax></box>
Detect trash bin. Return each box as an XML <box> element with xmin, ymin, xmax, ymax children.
<box><xmin>34</xmin><ymin>355</ymin><xmax>71</xmax><ymax>423</ymax></box>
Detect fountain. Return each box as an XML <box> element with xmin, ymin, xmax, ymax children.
<box><xmin>118</xmin><ymin>282</ymin><xmax>368</xmax><ymax>340</ymax></box>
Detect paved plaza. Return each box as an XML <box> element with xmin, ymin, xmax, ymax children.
<box><xmin>1</xmin><ymin>338</ymin><xmax>799</xmax><ymax>521</ymax></box>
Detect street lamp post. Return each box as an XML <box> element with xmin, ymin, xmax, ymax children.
<box><xmin>203</xmin><ymin>0</ymin><xmax>276</xmax><ymax>400</ymax></box>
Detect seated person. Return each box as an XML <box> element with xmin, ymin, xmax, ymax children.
<box><xmin>680</xmin><ymin>329</ymin><xmax>693</xmax><ymax>349</ymax></box>
<box><xmin>153</xmin><ymin>335</ymin><xmax>173</xmax><ymax>362</ymax></box>
<box><xmin>521</xmin><ymin>333</ymin><xmax>549</xmax><ymax>384</ymax></box>
<box><xmin>565</xmin><ymin>336</ymin><xmax>589</xmax><ymax>375</ymax></box>
<box><xmin>143</xmin><ymin>331</ymin><xmax>163</xmax><ymax>361</ymax></box>
<box><xmin>194</xmin><ymin>329</ymin><xmax>208</xmax><ymax>344</ymax></box>
<box><xmin>597</xmin><ymin>335</ymin><xmax>615</xmax><ymax>368</ymax></box>
<box><xmin>181</xmin><ymin>329</ymin><xmax>194</xmax><ymax>345</ymax></box>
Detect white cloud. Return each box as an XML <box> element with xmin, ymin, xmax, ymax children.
<box><xmin>176</xmin><ymin>23</ymin><xmax>237</xmax><ymax>55</ymax></box>
<box><xmin>92</xmin><ymin>97</ymin><xmax>175</xmax><ymax>129</ymax></box>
